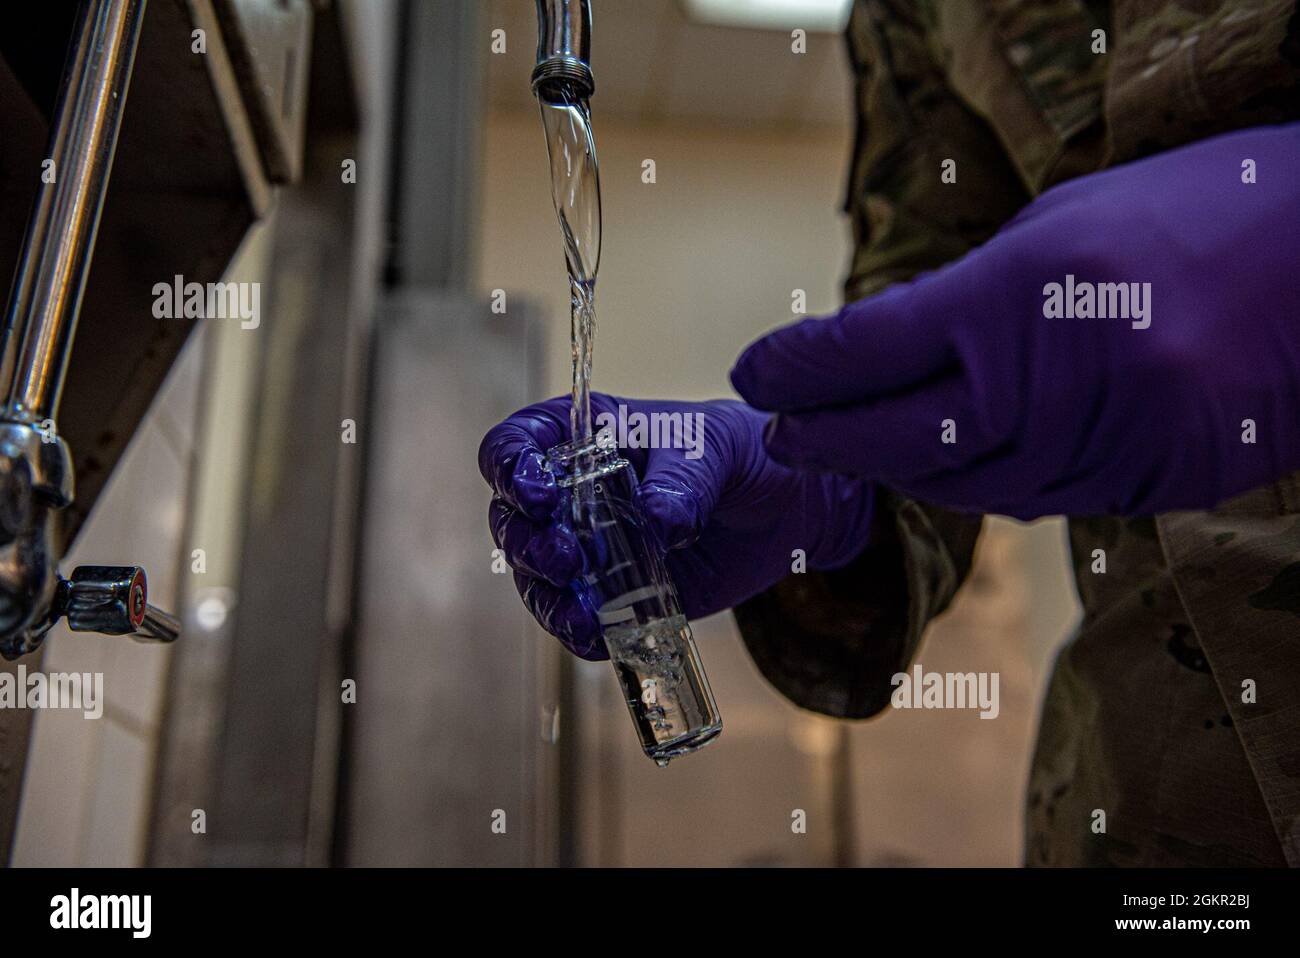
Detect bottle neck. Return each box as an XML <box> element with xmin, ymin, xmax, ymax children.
<box><xmin>546</xmin><ymin>435</ymin><xmax>626</xmax><ymax>487</ymax></box>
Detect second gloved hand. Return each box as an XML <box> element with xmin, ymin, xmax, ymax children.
<box><xmin>478</xmin><ymin>395</ymin><xmax>874</xmax><ymax>659</ymax></box>
<box><xmin>731</xmin><ymin>123</ymin><xmax>1300</xmax><ymax>518</ymax></box>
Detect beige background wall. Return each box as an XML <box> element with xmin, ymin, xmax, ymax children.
<box><xmin>478</xmin><ymin>111</ymin><xmax>856</xmax><ymax>399</ymax></box>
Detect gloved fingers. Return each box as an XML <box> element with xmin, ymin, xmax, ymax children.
<box><xmin>636</xmin><ymin>468</ymin><xmax>708</xmax><ymax>551</ymax></box>
<box><xmin>513</xmin><ymin>571</ymin><xmax>606</xmax><ymax>661</ymax></box>
<box><xmin>488</xmin><ymin>497</ymin><xmax>583</xmax><ymax>586</ymax></box>
<box><xmin>893</xmin><ymin>431</ymin><xmax>1131</xmax><ymax>519</ymax></box>
<box><xmin>633</xmin><ymin>431</ymin><xmax>730</xmax><ymax>550</ymax></box>
<box><xmin>762</xmin><ymin>374</ymin><xmax>1008</xmax><ymax>484</ymax></box>
<box><xmin>477</xmin><ymin>405</ymin><xmax>570</xmax><ymax>519</ymax></box>
<box><xmin>730</xmin><ymin>278</ymin><xmax>960</xmax><ymax>412</ymax></box>
<box><xmin>895</xmin><ymin>468</ymin><xmax>1049</xmax><ymax>520</ymax></box>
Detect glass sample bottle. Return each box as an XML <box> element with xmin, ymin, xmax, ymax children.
<box><xmin>546</xmin><ymin>433</ymin><xmax>722</xmax><ymax>765</ymax></box>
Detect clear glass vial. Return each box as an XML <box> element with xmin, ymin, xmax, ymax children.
<box><xmin>546</xmin><ymin>433</ymin><xmax>722</xmax><ymax>765</ymax></box>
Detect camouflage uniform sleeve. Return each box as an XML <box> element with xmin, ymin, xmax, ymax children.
<box><xmin>732</xmin><ymin>0</ymin><xmax>1032</xmax><ymax>719</ymax></box>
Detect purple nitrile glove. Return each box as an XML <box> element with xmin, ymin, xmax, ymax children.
<box><xmin>478</xmin><ymin>394</ymin><xmax>874</xmax><ymax>659</ymax></box>
<box><xmin>731</xmin><ymin>122</ymin><xmax>1300</xmax><ymax>519</ymax></box>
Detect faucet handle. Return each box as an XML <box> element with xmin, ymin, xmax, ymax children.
<box><xmin>135</xmin><ymin>602</ymin><xmax>181</xmax><ymax>643</ymax></box>
<box><xmin>57</xmin><ymin>565</ymin><xmax>179</xmax><ymax>643</ymax></box>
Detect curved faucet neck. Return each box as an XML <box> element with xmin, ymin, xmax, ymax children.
<box><xmin>533</xmin><ymin>0</ymin><xmax>594</xmax><ymax>102</ymax></box>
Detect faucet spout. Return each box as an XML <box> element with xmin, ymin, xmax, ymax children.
<box><xmin>533</xmin><ymin>0</ymin><xmax>594</xmax><ymax>102</ymax></box>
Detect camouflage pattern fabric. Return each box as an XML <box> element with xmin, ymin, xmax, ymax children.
<box><xmin>734</xmin><ymin>0</ymin><xmax>1300</xmax><ymax>866</ymax></box>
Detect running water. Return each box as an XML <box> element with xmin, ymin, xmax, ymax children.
<box><xmin>536</xmin><ymin>86</ymin><xmax>723</xmax><ymax>765</ymax></box>
<box><xmin>539</xmin><ymin>91</ymin><xmax>601</xmax><ymax>446</ymax></box>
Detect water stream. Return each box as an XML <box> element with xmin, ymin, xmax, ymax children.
<box><xmin>539</xmin><ymin>91</ymin><xmax>601</xmax><ymax>448</ymax></box>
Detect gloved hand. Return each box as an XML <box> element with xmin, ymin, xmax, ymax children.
<box><xmin>731</xmin><ymin>122</ymin><xmax>1300</xmax><ymax>519</ymax></box>
<box><xmin>479</xmin><ymin>395</ymin><xmax>874</xmax><ymax>659</ymax></box>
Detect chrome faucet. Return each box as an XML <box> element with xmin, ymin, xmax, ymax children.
<box><xmin>533</xmin><ymin>0</ymin><xmax>594</xmax><ymax>102</ymax></box>
<box><xmin>0</xmin><ymin>0</ymin><xmax>177</xmax><ymax>658</ymax></box>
